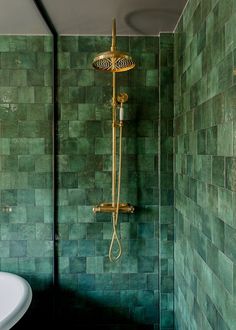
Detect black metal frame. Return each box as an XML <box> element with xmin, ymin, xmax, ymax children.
<box><xmin>32</xmin><ymin>0</ymin><xmax>59</xmax><ymax>288</ymax></box>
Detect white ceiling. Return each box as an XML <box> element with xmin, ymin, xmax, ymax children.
<box><xmin>0</xmin><ymin>0</ymin><xmax>188</xmax><ymax>35</ymax></box>
<box><xmin>0</xmin><ymin>0</ymin><xmax>50</xmax><ymax>34</ymax></box>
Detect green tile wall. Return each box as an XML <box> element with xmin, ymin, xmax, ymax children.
<box><xmin>159</xmin><ymin>34</ymin><xmax>174</xmax><ymax>330</ymax></box>
<box><xmin>0</xmin><ymin>34</ymin><xmax>175</xmax><ymax>329</ymax></box>
<box><xmin>57</xmin><ymin>35</ymin><xmax>160</xmax><ymax>329</ymax></box>
<box><xmin>0</xmin><ymin>36</ymin><xmax>53</xmax><ymax>326</ymax></box>
<box><xmin>174</xmin><ymin>0</ymin><xmax>236</xmax><ymax>329</ymax></box>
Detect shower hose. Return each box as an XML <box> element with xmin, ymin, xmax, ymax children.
<box><xmin>109</xmin><ymin>124</ymin><xmax>123</xmax><ymax>262</ymax></box>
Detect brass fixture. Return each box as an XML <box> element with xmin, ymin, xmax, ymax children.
<box><xmin>93</xmin><ymin>203</ymin><xmax>135</xmax><ymax>214</ymax></box>
<box><xmin>92</xmin><ymin>21</ymin><xmax>135</xmax><ymax>73</ymax></box>
<box><xmin>92</xmin><ymin>19</ymin><xmax>135</xmax><ymax>262</ymax></box>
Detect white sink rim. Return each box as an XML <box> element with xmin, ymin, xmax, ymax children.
<box><xmin>0</xmin><ymin>272</ymin><xmax>32</xmax><ymax>330</ymax></box>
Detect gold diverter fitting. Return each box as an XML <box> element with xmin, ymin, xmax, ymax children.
<box><xmin>92</xmin><ymin>19</ymin><xmax>135</xmax><ymax>262</ymax></box>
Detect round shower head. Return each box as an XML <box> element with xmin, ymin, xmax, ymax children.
<box><xmin>92</xmin><ymin>19</ymin><xmax>135</xmax><ymax>73</ymax></box>
<box><xmin>92</xmin><ymin>50</ymin><xmax>135</xmax><ymax>73</ymax></box>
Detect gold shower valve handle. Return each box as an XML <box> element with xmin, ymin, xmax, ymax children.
<box><xmin>117</xmin><ymin>93</ymin><xmax>128</xmax><ymax>104</ymax></box>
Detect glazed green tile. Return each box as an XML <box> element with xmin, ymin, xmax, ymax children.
<box><xmin>17</xmin><ymin>189</ymin><xmax>35</xmax><ymax>205</ymax></box>
<box><xmin>58</xmin><ymin>206</ymin><xmax>77</xmax><ymax>223</ymax></box>
<box><xmin>10</xmin><ymin>240</ymin><xmax>27</xmax><ymax>257</ymax></box>
<box><xmin>118</xmin><ymin>255</ymin><xmax>137</xmax><ymax>273</ymax></box>
<box><xmin>0</xmin><ymin>241</ymin><xmax>10</xmax><ymax>257</ymax></box>
<box><xmin>58</xmin><ymin>256</ymin><xmax>69</xmax><ymax>274</ymax></box>
<box><xmin>1</xmin><ymin>155</ymin><xmax>18</xmax><ymax>171</ymax></box>
<box><xmin>95</xmin><ymin>273</ymin><xmax>112</xmax><ymax>291</ymax></box>
<box><xmin>0</xmin><ymin>37</ymin><xmax>10</xmax><ymax>51</ymax></box>
<box><xmin>36</xmin><ymin>223</ymin><xmax>52</xmax><ymax>240</ymax></box>
<box><xmin>9</xmin><ymin>206</ymin><xmax>27</xmax><ymax>223</ymax></box>
<box><xmin>59</xmin><ymin>37</ymin><xmax>78</xmax><ymax>52</ymax></box>
<box><xmin>217</xmin><ymin>122</ymin><xmax>233</xmax><ymax>156</ymax></box>
<box><xmin>138</xmin><ymin>256</ymin><xmax>156</xmax><ymax>273</ymax></box>
<box><xmin>218</xmin><ymin>52</ymin><xmax>233</xmax><ymax>91</ymax></box>
<box><xmin>59</xmin><ymin>69</ymin><xmax>77</xmax><ymax>86</ymax></box>
<box><xmin>0</xmin><ymin>87</ymin><xmax>17</xmax><ymax>103</ymax></box>
<box><xmin>218</xmin><ymin>187</ymin><xmax>233</xmax><ymax>226</ymax></box>
<box><xmin>206</xmin><ymin>126</ymin><xmax>217</xmax><ymax>155</ymax></box>
<box><xmin>86</xmin><ymin>223</ymin><xmax>103</xmax><ymax>240</ymax></box>
<box><xmin>37</xmin><ymin>52</ymin><xmax>52</xmax><ymax>69</ymax></box>
<box><xmin>226</xmin><ymin>157</ymin><xmax>236</xmax><ymax>191</ymax></box>
<box><xmin>218</xmin><ymin>250</ymin><xmax>233</xmax><ymax>293</ymax></box>
<box><xmin>212</xmin><ymin>93</ymin><xmax>224</xmax><ymax>125</ymax></box>
<box><xmin>0</xmin><ymin>70</ymin><xmax>10</xmax><ymax>86</ymax></box>
<box><xmin>78</xmin><ymin>274</ymin><xmax>95</xmax><ymax>291</ymax></box>
<box><xmin>0</xmin><ymin>138</ymin><xmax>10</xmax><ymax>155</ymax></box>
<box><xmin>17</xmin><ymin>87</ymin><xmax>34</xmax><ymax>103</ymax></box>
<box><xmin>9</xmin><ymin>37</ymin><xmax>27</xmax><ymax>51</ymax></box>
<box><xmin>35</xmin><ymin>257</ymin><xmax>53</xmax><ymax>273</ymax></box>
<box><xmin>69</xmin><ymin>86</ymin><xmax>86</xmax><ymax>103</ymax></box>
<box><xmin>19</xmin><ymin>257</ymin><xmax>36</xmax><ymax>273</ymax></box>
<box><xmin>197</xmin><ymin>129</ymin><xmax>206</xmax><ymax>154</ymax></box>
<box><xmin>207</xmin><ymin>184</ymin><xmax>218</xmax><ymax>215</ymax></box>
<box><xmin>95</xmin><ymin>137</ymin><xmax>112</xmax><ymax>154</ymax></box>
<box><xmin>59</xmin><ymin>240</ymin><xmax>78</xmax><ymax>257</ymax></box>
<box><xmin>212</xmin><ymin>156</ymin><xmax>225</xmax><ymax>187</ymax></box>
<box><xmin>27</xmin><ymin>240</ymin><xmax>53</xmax><ymax>257</ymax></box>
<box><xmin>69</xmin><ymin>257</ymin><xmax>86</xmax><ymax>273</ymax></box>
<box><xmin>206</xmin><ymin>240</ymin><xmax>219</xmax><ymax>275</ymax></box>
<box><xmin>58</xmin><ymin>52</ymin><xmax>70</xmax><ymax>69</ymax></box>
<box><xmin>35</xmin><ymin>189</ymin><xmax>52</xmax><ymax>206</ymax></box>
<box><xmin>77</xmin><ymin>205</ymin><xmax>93</xmax><ymax>222</ymax></box>
<box><xmin>18</xmin><ymin>155</ymin><xmax>35</xmax><ymax>171</ymax></box>
<box><xmin>1</xmin><ymin>258</ymin><xmax>19</xmax><ymax>272</ymax></box>
<box><xmin>1</xmin><ymin>53</ymin><xmax>36</xmax><ymax>69</ymax></box>
<box><xmin>34</xmin><ymin>87</ymin><xmax>52</xmax><ymax>103</ymax></box>
<box><xmin>35</xmin><ymin>155</ymin><xmax>51</xmax><ymax>172</ymax></box>
<box><xmin>1</xmin><ymin>189</ymin><xmax>17</xmax><ymax>205</ymax></box>
<box><xmin>224</xmin><ymin>84</ymin><xmax>236</xmax><ymax>121</ymax></box>
<box><xmin>78</xmin><ymin>239</ymin><xmax>95</xmax><ymax>256</ymax></box>
<box><xmin>78</xmin><ymin>69</ymin><xmax>94</xmax><ymax>86</ymax></box>
<box><xmin>86</xmin><ymin>120</ymin><xmax>102</xmax><ymax>137</ymax></box>
<box><xmin>86</xmin><ymin>256</ymin><xmax>103</xmax><ymax>273</ymax></box>
<box><xmin>27</xmin><ymin>69</ymin><xmax>44</xmax><ymax>86</ymax></box>
<box><xmin>28</xmin><ymin>138</ymin><xmax>45</xmax><ymax>154</ymax></box>
<box><xmin>211</xmin><ymin>216</ymin><xmax>224</xmax><ymax>251</ymax></box>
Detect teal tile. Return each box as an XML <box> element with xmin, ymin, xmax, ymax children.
<box><xmin>35</xmin><ymin>257</ymin><xmax>53</xmax><ymax>273</ymax></box>
<box><xmin>27</xmin><ymin>240</ymin><xmax>53</xmax><ymax>257</ymax></box>
<box><xmin>78</xmin><ymin>239</ymin><xmax>95</xmax><ymax>256</ymax></box>
<box><xmin>60</xmin><ymin>240</ymin><xmax>78</xmax><ymax>257</ymax></box>
<box><xmin>69</xmin><ymin>257</ymin><xmax>86</xmax><ymax>273</ymax></box>
<box><xmin>206</xmin><ymin>126</ymin><xmax>217</xmax><ymax>155</ymax></box>
<box><xmin>86</xmin><ymin>256</ymin><xmax>103</xmax><ymax>273</ymax></box>
<box><xmin>212</xmin><ymin>156</ymin><xmax>225</xmax><ymax>187</ymax></box>
<box><xmin>19</xmin><ymin>258</ymin><xmax>36</xmax><ymax>272</ymax></box>
<box><xmin>10</xmin><ymin>240</ymin><xmax>27</xmax><ymax>257</ymax></box>
<box><xmin>226</xmin><ymin>157</ymin><xmax>236</xmax><ymax>191</ymax></box>
<box><xmin>217</xmin><ymin>122</ymin><xmax>233</xmax><ymax>156</ymax></box>
<box><xmin>218</xmin><ymin>188</ymin><xmax>233</xmax><ymax>226</ymax></box>
<box><xmin>78</xmin><ymin>274</ymin><xmax>95</xmax><ymax>291</ymax></box>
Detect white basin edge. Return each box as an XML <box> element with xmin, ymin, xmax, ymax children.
<box><xmin>0</xmin><ymin>272</ymin><xmax>32</xmax><ymax>330</ymax></box>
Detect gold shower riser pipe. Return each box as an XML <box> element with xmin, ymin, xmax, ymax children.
<box><xmin>112</xmin><ymin>71</ymin><xmax>116</xmax><ymax>208</ymax></box>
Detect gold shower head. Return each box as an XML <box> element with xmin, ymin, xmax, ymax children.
<box><xmin>92</xmin><ymin>19</ymin><xmax>135</xmax><ymax>73</ymax></box>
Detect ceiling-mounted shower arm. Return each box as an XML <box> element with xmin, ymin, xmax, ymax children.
<box><xmin>111</xmin><ymin>18</ymin><xmax>116</xmax><ymax>52</ymax></box>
